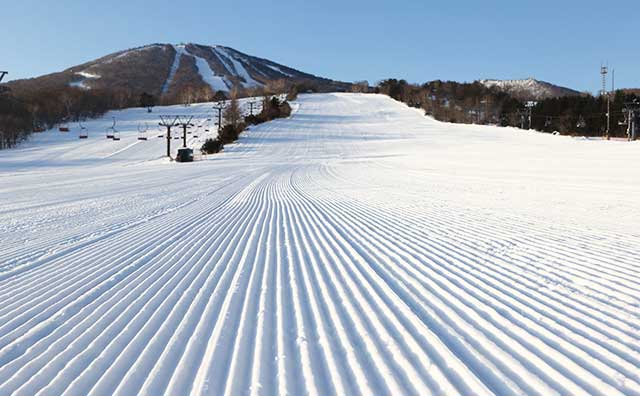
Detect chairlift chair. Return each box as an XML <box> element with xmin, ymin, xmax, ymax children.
<box><xmin>112</xmin><ymin>130</ymin><xmax>121</xmax><ymax>141</ymax></box>
<box><xmin>137</xmin><ymin>123</ymin><xmax>149</xmax><ymax>141</ymax></box>
<box><xmin>33</xmin><ymin>121</ymin><xmax>46</xmax><ymax>133</ymax></box>
<box><xmin>59</xmin><ymin>121</ymin><xmax>70</xmax><ymax>132</ymax></box>
<box><xmin>78</xmin><ymin>121</ymin><xmax>88</xmax><ymax>139</ymax></box>
<box><xmin>106</xmin><ymin>117</ymin><xmax>117</xmax><ymax>139</ymax></box>
<box><xmin>576</xmin><ymin>116</ymin><xmax>586</xmax><ymax>129</ymax></box>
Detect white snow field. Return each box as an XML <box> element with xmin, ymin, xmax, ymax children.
<box><xmin>0</xmin><ymin>93</ymin><xmax>639</xmax><ymax>396</ymax></box>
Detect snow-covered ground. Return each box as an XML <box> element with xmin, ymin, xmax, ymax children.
<box><xmin>0</xmin><ymin>93</ymin><xmax>638</xmax><ymax>396</ymax></box>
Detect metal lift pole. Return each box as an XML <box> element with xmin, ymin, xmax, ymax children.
<box><xmin>182</xmin><ymin>124</ymin><xmax>188</xmax><ymax>147</ymax></box>
<box><xmin>214</xmin><ymin>102</ymin><xmax>225</xmax><ymax>133</ymax></box>
<box><xmin>176</xmin><ymin>116</ymin><xmax>193</xmax><ymax>148</ymax></box>
<box><xmin>166</xmin><ymin>126</ymin><xmax>172</xmax><ymax>157</ymax></box>
<box><xmin>160</xmin><ymin>115</ymin><xmax>179</xmax><ymax>158</ymax></box>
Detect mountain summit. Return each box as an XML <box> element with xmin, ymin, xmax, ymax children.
<box><xmin>7</xmin><ymin>43</ymin><xmax>349</xmax><ymax>98</ymax></box>
<box><xmin>479</xmin><ymin>78</ymin><xmax>581</xmax><ymax>100</ymax></box>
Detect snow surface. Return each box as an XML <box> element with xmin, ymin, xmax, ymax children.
<box><xmin>160</xmin><ymin>47</ymin><xmax>183</xmax><ymax>95</ymax></box>
<box><xmin>190</xmin><ymin>48</ymin><xmax>230</xmax><ymax>93</ymax></box>
<box><xmin>214</xmin><ymin>47</ymin><xmax>262</xmax><ymax>88</ymax></box>
<box><xmin>265</xmin><ymin>63</ymin><xmax>293</xmax><ymax>77</ymax></box>
<box><xmin>0</xmin><ymin>93</ymin><xmax>639</xmax><ymax>396</ymax></box>
<box><xmin>69</xmin><ymin>71</ymin><xmax>101</xmax><ymax>90</ymax></box>
<box><xmin>162</xmin><ymin>45</ymin><xmax>231</xmax><ymax>94</ymax></box>
<box><xmin>77</xmin><ymin>71</ymin><xmax>101</xmax><ymax>79</ymax></box>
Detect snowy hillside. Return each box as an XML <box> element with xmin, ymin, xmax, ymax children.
<box><xmin>0</xmin><ymin>97</ymin><xmax>265</xmax><ymax>167</ymax></box>
<box><xmin>0</xmin><ymin>94</ymin><xmax>639</xmax><ymax>396</ymax></box>
<box><xmin>480</xmin><ymin>78</ymin><xmax>581</xmax><ymax>100</ymax></box>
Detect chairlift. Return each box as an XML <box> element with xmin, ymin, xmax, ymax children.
<box><xmin>59</xmin><ymin>121</ymin><xmax>70</xmax><ymax>132</ymax></box>
<box><xmin>618</xmin><ymin>112</ymin><xmax>629</xmax><ymax>126</ymax></box>
<box><xmin>33</xmin><ymin>121</ymin><xmax>46</xmax><ymax>133</ymax></box>
<box><xmin>137</xmin><ymin>123</ymin><xmax>149</xmax><ymax>141</ymax></box>
<box><xmin>106</xmin><ymin>117</ymin><xmax>117</xmax><ymax>139</ymax></box>
<box><xmin>112</xmin><ymin>130</ymin><xmax>121</xmax><ymax>141</ymax></box>
<box><xmin>576</xmin><ymin>115</ymin><xmax>586</xmax><ymax>129</ymax></box>
<box><xmin>544</xmin><ymin>117</ymin><xmax>553</xmax><ymax>128</ymax></box>
<box><xmin>78</xmin><ymin>121</ymin><xmax>88</xmax><ymax>139</ymax></box>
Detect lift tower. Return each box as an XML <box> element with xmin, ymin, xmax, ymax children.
<box><xmin>159</xmin><ymin>115</ymin><xmax>179</xmax><ymax>158</ymax></box>
<box><xmin>214</xmin><ymin>101</ymin><xmax>226</xmax><ymax>133</ymax></box>
<box><xmin>177</xmin><ymin>116</ymin><xmax>194</xmax><ymax>148</ymax></box>
<box><xmin>623</xmin><ymin>100</ymin><xmax>640</xmax><ymax>141</ymax></box>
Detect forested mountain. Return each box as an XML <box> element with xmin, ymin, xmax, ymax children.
<box><xmin>377</xmin><ymin>78</ymin><xmax>639</xmax><ymax>138</ymax></box>
<box><xmin>5</xmin><ymin>43</ymin><xmax>350</xmax><ymax>102</ymax></box>
<box><xmin>479</xmin><ymin>78</ymin><xmax>582</xmax><ymax>100</ymax></box>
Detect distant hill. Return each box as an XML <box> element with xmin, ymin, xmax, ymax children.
<box><xmin>5</xmin><ymin>43</ymin><xmax>351</xmax><ymax>99</ymax></box>
<box><xmin>479</xmin><ymin>78</ymin><xmax>582</xmax><ymax>100</ymax></box>
<box><xmin>619</xmin><ymin>88</ymin><xmax>640</xmax><ymax>96</ymax></box>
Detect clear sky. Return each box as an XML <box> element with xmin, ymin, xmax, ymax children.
<box><xmin>2</xmin><ymin>0</ymin><xmax>638</xmax><ymax>93</ymax></box>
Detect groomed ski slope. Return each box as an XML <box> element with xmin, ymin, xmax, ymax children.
<box><xmin>0</xmin><ymin>93</ymin><xmax>639</xmax><ymax>396</ymax></box>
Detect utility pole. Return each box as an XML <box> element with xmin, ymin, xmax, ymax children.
<box><xmin>177</xmin><ymin>116</ymin><xmax>194</xmax><ymax>148</ymax></box>
<box><xmin>213</xmin><ymin>101</ymin><xmax>226</xmax><ymax>133</ymax></box>
<box><xmin>623</xmin><ymin>100</ymin><xmax>640</xmax><ymax>141</ymax></box>
<box><xmin>525</xmin><ymin>101</ymin><xmax>536</xmax><ymax>129</ymax></box>
<box><xmin>159</xmin><ymin>115</ymin><xmax>178</xmax><ymax>158</ymax></box>
<box><xmin>601</xmin><ymin>65</ymin><xmax>610</xmax><ymax>139</ymax></box>
<box><xmin>609</xmin><ymin>69</ymin><xmax>615</xmax><ymax>140</ymax></box>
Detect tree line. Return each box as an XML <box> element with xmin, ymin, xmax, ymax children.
<box><xmin>375</xmin><ymin>78</ymin><xmax>639</xmax><ymax>138</ymax></box>
<box><xmin>0</xmin><ymin>86</ymin><xmax>153</xmax><ymax>149</ymax></box>
<box><xmin>201</xmin><ymin>89</ymin><xmax>294</xmax><ymax>155</ymax></box>
<box><xmin>529</xmin><ymin>91</ymin><xmax>638</xmax><ymax>138</ymax></box>
<box><xmin>3</xmin><ymin>76</ymin><xmax>638</xmax><ymax>150</ymax></box>
<box><xmin>0</xmin><ymin>77</ymin><xmax>304</xmax><ymax>149</ymax></box>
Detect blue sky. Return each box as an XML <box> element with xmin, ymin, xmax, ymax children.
<box><xmin>2</xmin><ymin>0</ymin><xmax>638</xmax><ymax>93</ymax></box>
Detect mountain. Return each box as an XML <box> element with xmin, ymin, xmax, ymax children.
<box><xmin>619</xmin><ymin>88</ymin><xmax>640</xmax><ymax>96</ymax></box>
<box><xmin>5</xmin><ymin>43</ymin><xmax>350</xmax><ymax>98</ymax></box>
<box><xmin>478</xmin><ymin>78</ymin><xmax>582</xmax><ymax>101</ymax></box>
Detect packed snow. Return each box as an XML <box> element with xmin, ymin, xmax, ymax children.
<box><xmin>69</xmin><ymin>71</ymin><xmax>101</xmax><ymax>90</ymax></box>
<box><xmin>191</xmin><ymin>49</ymin><xmax>231</xmax><ymax>93</ymax></box>
<box><xmin>265</xmin><ymin>63</ymin><xmax>293</xmax><ymax>77</ymax></box>
<box><xmin>163</xmin><ymin>45</ymin><xmax>231</xmax><ymax>95</ymax></box>
<box><xmin>0</xmin><ymin>93</ymin><xmax>639</xmax><ymax>396</ymax></box>
<box><xmin>214</xmin><ymin>47</ymin><xmax>262</xmax><ymax>88</ymax></box>
<box><xmin>160</xmin><ymin>46</ymin><xmax>184</xmax><ymax>95</ymax></box>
